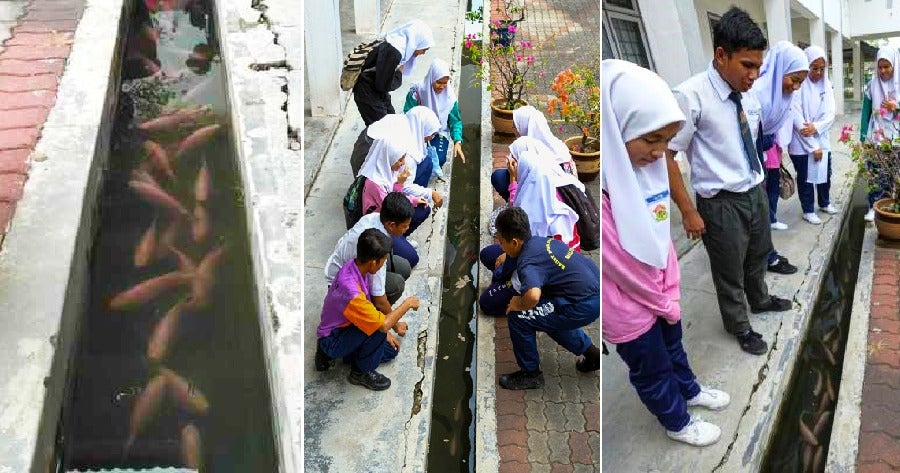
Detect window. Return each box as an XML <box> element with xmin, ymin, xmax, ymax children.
<box><xmin>603</xmin><ymin>0</ymin><xmax>654</xmax><ymax>70</ymax></box>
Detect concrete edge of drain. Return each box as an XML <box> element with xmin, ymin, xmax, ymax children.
<box><xmin>825</xmin><ymin>224</ymin><xmax>876</xmax><ymax>471</ymax></box>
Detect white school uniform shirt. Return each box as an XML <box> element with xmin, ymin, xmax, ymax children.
<box><xmin>324</xmin><ymin>213</ymin><xmax>390</xmax><ymax>297</ymax></box>
<box><xmin>668</xmin><ymin>62</ymin><xmax>765</xmax><ymax>199</ymax></box>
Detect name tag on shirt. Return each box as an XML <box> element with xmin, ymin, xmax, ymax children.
<box><xmin>645</xmin><ymin>190</ymin><xmax>669</xmax><ymax>222</ymax></box>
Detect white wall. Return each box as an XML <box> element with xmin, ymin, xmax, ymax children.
<box><xmin>693</xmin><ymin>0</ymin><xmax>768</xmax><ymax>62</ymax></box>
<box><xmin>846</xmin><ymin>0</ymin><xmax>900</xmax><ymax>39</ymax></box>
<box><xmin>822</xmin><ymin>0</ymin><xmax>842</xmax><ymax>31</ymax></box>
<box><xmin>639</xmin><ymin>0</ymin><xmax>707</xmax><ymax>84</ymax></box>
<box><xmin>792</xmin><ymin>17</ymin><xmax>811</xmax><ymax>44</ymax></box>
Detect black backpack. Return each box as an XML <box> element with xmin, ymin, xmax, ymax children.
<box><xmin>557</xmin><ymin>184</ymin><xmax>600</xmax><ymax>251</ymax></box>
<box><xmin>340</xmin><ymin>39</ymin><xmax>384</xmax><ymax>91</ymax></box>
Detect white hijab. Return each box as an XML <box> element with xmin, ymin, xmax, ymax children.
<box><xmin>752</xmin><ymin>41</ymin><xmax>809</xmax><ymax>137</ymax></box>
<box><xmin>513</xmin><ymin>149</ymin><xmax>579</xmax><ymax>243</ymax></box>
<box><xmin>509</xmin><ymin>136</ymin><xmax>584</xmax><ymax>193</ymax></box>
<box><xmin>601</xmin><ymin>59</ymin><xmax>685</xmax><ymax>269</ymax></box>
<box><xmin>416</xmin><ymin>59</ymin><xmax>455</xmax><ymax>131</ymax></box>
<box><xmin>512</xmin><ymin>106</ymin><xmax>573</xmax><ymax>165</ymax></box>
<box><xmin>868</xmin><ymin>47</ymin><xmax>900</xmax><ymax>140</ymax></box>
<box><xmin>360</xmin><ymin>115</ymin><xmax>413</xmax><ymax>191</ymax></box>
<box><xmin>793</xmin><ymin>46</ymin><xmax>834</xmax><ymax>153</ymax></box>
<box><xmin>383</xmin><ymin>20</ymin><xmax>435</xmax><ymax>78</ymax></box>
<box><xmin>404</xmin><ymin>106</ymin><xmax>441</xmax><ymax>164</ymax></box>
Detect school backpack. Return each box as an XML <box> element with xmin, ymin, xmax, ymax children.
<box><xmin>557</xmin><ymin>184</ymin><xmax>600</xmax><ymax>251</ymax></box>
<box><xmin>343</xmin><ymin>175</ymin><xmax>378</xmax><ymax>229</ymax></box>
<box><xmin>340</xmin><ymin>38</ymin><xmax>385</xmax><ymax>91</ymax></box>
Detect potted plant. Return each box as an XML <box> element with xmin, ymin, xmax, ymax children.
<box><xmin>548</xmin><ymin>65</ymin><xmax>600</xmax><ymax>182</ymax></box>
<box><xmin>490</xmin><ymin>1</ymin><xmax>525</xmax><ymax>47</ymax></box>
<box><xmin>464</xmin><ymin>33</ymin><xmax>541</xmax><ymax>135</ymax></box>
<box><xmin>841</xmin><ymin>120</ymin><xmax>900</xmax><ymax>240</ymax></box>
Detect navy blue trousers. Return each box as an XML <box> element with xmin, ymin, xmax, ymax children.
<box><xmin>478</xmin><ymin>244</ymin><xmax>518</xmax><ymax>316</ymax></box>
<box><xmin>318</xmin><ymin>324</ymin><xmax>399</xmax><ymax>373</ymax></box>
<box><xmin>392</xmin><ymin>236</ymin><xmax>419</xmax><ymax>268</ymax></box>
<box><xmin>413</xmin><ymin>136</ymin><xmax>449</xmax><ymax>187</ymax></box>
<box><xmin>406</xmin><ymin>203</ymin><xmax>431</xmax><ymax>236</ymax></box>
<box><xmin>765</xmin><ymin>167</ymin><xmax>781</xmax><ymax>224</ymax></box>
<box><xmin>866</xmin><ymin>160</ymin><xmax>891</xmax><ymax>208</ymax></box>
<box><xmin>789</xmin><ymin>153</ymin><xmax>832</xmax><ymax>213</ymax></box>
<box><xmin>614</xmin><ymin>318</ymin><xmax>700</xmax><ymax>432</ymax></box>
<box><xmin>507</xmin><ymin>295</ymin><xmax>598</xmax><ymax>372</ymax></box>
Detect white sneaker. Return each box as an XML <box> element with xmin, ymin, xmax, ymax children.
<box><xmin>771</xmin><ymin>221</ymin><xmax>789</xmax><ymax>231</ymax></box>
<box><xmin>802</xmin><ymin>213</ymin><xmax>822</xmax><ymax>225</ymax></box>
<box><xmin>819</xmin><ymin>204</ymin><xmax>839</xmax><ymax>215</ymax></box>
<box><xmin>865</xmin><ymin>209</ymin><xmax>875</xmax><ymax>222</ymax></box>
<box><xmin>686</xmin><ymin>385</ymin><xmax>731</xmax><ymax>411</ymax></box>
<box><xmin>667</xmin><ymin>416</ymin><xmax>721</xmax><ymax>446</ymax></box>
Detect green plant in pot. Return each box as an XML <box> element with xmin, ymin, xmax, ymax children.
<box><xmin>489</xmin><ymin>1</ymin><xmax>525</xmax><ymax>47</ymax></box>
<box><xmin>548</xmin><ymin>65</ymin><xmax>600</xmax><ymax>181</ymax></box>
<box><xmin>842</xmin><ymin>122</ymin><xmax>900</xmax><ymax>239</ymax></box>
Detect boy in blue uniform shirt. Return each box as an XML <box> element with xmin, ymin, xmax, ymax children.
<box><xmin>494</xmin><ymin>207</ymin><xmax>601</xmax><ymax>390</ymax></box>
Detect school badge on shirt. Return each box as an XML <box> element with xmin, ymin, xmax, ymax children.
<box><xmin>645</xmin><ymin>190</ymin><xmax>670</xmax><ymax>222</ymax></box>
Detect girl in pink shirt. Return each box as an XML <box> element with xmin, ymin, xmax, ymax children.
<box><xmin>602</xmin><ymin>59</ymin><xmax>730</xmax><ymax>447</ymax></box>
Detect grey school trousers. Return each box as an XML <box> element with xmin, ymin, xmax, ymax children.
<box><xmin>695</xmin><ymin>185</ymin><xmax>774</xmax><ymax>335</ymax></box>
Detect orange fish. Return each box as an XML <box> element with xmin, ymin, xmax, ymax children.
<box><xmin>188</xmin><ymin>245</ymin><xmax>226</xmax><ymax>309</ymax></box>
<box><xmin>175</xmin><ymin>124</ymin><xmax>221</xmax><ymax>159</ymax></box>
<box><xmin>192</xmin><ymin>204</ymin><xmax>209</xmax><ymax>244</ymax></box>
<box><xmin>134</xmin><ymin>219</ymin><xmax>157</xmax><ymax>268</ymax></box>
<box><xmin>169</xmin><ymin>245</ymin><xmax>197</xmax><ymax>273</ymax></box>
<box><xmin>109</xmin><ymin>271</ymin><xmax>191</xmax><ymax>310</ymax></box>
<box><xmin>194</xmin><ymin>157</ymin><xmax>210</xmax><ymax>203</ymax></box>
<box><xmin>124</xmin><ymin>374</ymin><xmax>167</xmax><ymax>456</ymax></box>
<box><xmin>138</xmin><ymin>105</ymin><xmax>210</xmax><ymax>134</ymax></box>
<box><xmin>143</xmin><ymin>140</ymin><xmax>175</xmax><ymax>181</ymax></box>
<box><xmin>154</xmin><ymin>219</ymin><xmax>181</xmax><ymax>261</ymax></box>
<box><xmin>181</xmin><ymin>424</ymin><xmax>202</xmax><ymax>469</ymax></box>
<box><xmin>162</xmin><ymin>368</ymin><xmax>209</xmax><ymax>416</ymax></box>
<box><xmin>147</xmin><ymin>301</ymin><xmax>185</xmax><ymax>362</ymax></box>
<box><xmin>129</xmin><ymin>179</ymin><xmax>190</xmax><ymax>217</ymax></box>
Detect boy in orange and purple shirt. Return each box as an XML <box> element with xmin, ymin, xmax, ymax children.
<box><xmin>315</xmin><ymin>228</ymin><xmax>420</xmax><ymax>391</ymax></box>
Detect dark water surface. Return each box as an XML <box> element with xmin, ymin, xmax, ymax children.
<box><xmin>57</xmin><ymin>1</ymin><xmax>277</xmax><ymax>471</ymax></box>
<box><xmin>761</xmin><ymin>181</ymin><xmax>867</xmax><ymax>473</ymax></box>
<box><xmin>424</xmin><ymin>55</ymin><xmax>482</xmax><ymax>472</ymax></box>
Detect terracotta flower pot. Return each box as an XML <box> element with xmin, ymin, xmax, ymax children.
<box><xmin>874</xmin><ymin>198</ymin><xmax>900</xmax><ymax>241</ymax></box>
<box><xmin>490</xmin><ymin>98</ymin><xmax>527</xmax><ymax>136</ymax></box>
<box><xmin>564</xmin><ymin>136</ymin><xmax>600</xmax><ymax>182</ymax></box>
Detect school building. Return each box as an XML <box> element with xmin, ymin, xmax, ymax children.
<box><xmin>602</xmin><ymin>0</ymin><xmax>900</xmax><ymax>115</ymax></box>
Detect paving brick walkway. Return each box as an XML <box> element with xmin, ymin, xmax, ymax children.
<box><xmin>0</xmin><ymin>0</ymin><xmax>83</xmax><ymax>247</ymax></box>
<box><xmin>487</xmin><ymin>2</ymin><xmax>600</xmax><ymax>471</ymax></box>
<box><xmin>857</xmin><ymin>246</ymin><xmax>900</xmax><ymax>472</ymax></box>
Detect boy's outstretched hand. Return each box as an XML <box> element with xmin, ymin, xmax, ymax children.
<box><xmin>405</xmin><ymin>296</ymin><xmax>420</xmax><ymax>310</ymax></box>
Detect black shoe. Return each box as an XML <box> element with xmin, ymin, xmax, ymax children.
<box><xmin>576</xmin><ymin>345</ymin><xmax>601</xmax><ymax>373</ymax></box>
<box><xmin>499</xmin><ymin>370</ymin><xmax>545</xmax><ymax>390</ymax></box>
<box><xmin>736</xmin><ymin>330</ymin><xmax>768</xmax><ymax>355</ymax></box>
<box><xmin>750</xmin><ymin>296</ymin><xmax>793</xmax><ymax>314</ymax></box>
<box><xmin>348</xmin><ymin>369</ymin><xmax>391</xmax><ymax>391</ymax></box>
<box><xmin>767</xmin><ymin>257</ymin><xmax>798</xmax><ymax>275</ymax></box>
<box><xmin>315</xmin><ymin>345</ymin><xmax>334</xmax><ymax>372</ymax></box>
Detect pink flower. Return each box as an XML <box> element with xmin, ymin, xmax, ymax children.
<box><xmin>492</xmin><ymin>20</ymin><xmax>501</xmax><ymax>27</ymax></box>
<box><xmin>880</xmin><ymin>107</ymin><xmax>890</xmax><ymax>119</ymax></box>
<box><xmin>558</xmin><ymin>125</ymin><xmax>564</xmax><ymax>132</ymax></box>
<box><xmin>839</xmin><ymin>124</ymin><xmax>852</xmax><ymax>143</ymax></box>
<box><xmin>508</xmin><ymin>24</ymin><xmax>517</xmax><ymax>33</ymax></box>
<box><xmin>525</xmin><ymin>41</ymin><xmax>532</xmax><ymax>48</ymax></box>
<box><xmin>516</xmin><ymin>55</ymin><xmax>522</xmax><ymax>62</ymax></box>
<box><xmin>539</xmin><ymin>72</ymin><xmax>545</xmax><ymax>77</ymax></box>
<box><xmin>465</xmin><ymin>40</ymin><xmax>472</xmax><ymax>48</ymax></box>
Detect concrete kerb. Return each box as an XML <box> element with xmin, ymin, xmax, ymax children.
<box><xmin>826</xmin><ymin>225</ymin><xmax>876</xmax><ymax>472</ymax></box>
<box><xmin>474</xmin><ymin>9</ymin><xmax>499</xmax><ymax>473</ymax></box>
<box><xmin>214</xmin><ymin>0</ymin><xmax>303</xmax><ymax>471</ymax></box>
<box><xmin>717</xmin><ymin>149</ymin><xmax>857</xmax><ymax>472</ymax></box>
<box><xmin>302</xmin><ymin>2</ymin><xmax>467</xmax><ymax>472</ymax></box>
<box><xmin>0</xmin><ymin>0</ymin><xmax>126</xmax><ymax>470</ymax></box>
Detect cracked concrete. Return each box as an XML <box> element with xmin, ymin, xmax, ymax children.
<box><xmin>603</xmin><ymin>114</ymin><xmax>859</xmax><ymax>471</ymax></box>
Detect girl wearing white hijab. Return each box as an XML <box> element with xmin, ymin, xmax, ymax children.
<box><xmin>405</xmin><ymin>59</ymin><xmax>466</xmax><ymax>166</ymax></box>
<box><xmin>358</xmin><ymin>116</ymin><xmax>433</xmax><ymax>235</ymax></box>
<box><xmin>602</xmin><ymin>59</ymin><xmax>729</xmax><ymax>447</ymax></box>
<box><xmin>509</xmin><ymin>148</ymin><xmax>580</xmax><ymax>250</ymax></box>
<box><xmin>353</xmin><ymin>20</ymin><xmax>435</xmax><ymax>126</ymax></box>
<box><xmin>402</xmin><ymin>106</ymin><xmax>445</xmax><ymax>207</ymax></box>
<box><xmin>788</xmin><ymin>45</ymin><xmax>838</xmax><ymax>225</ymax></box>
<box><xmin>860</xmin><ymin>47</ymin><xmax>900</xmax><ymax>221</ymax></box>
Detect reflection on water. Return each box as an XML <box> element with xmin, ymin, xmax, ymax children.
<box><xmin>761</xmin><ymin>181</ymin><xmax>867</xmax><ymax>473</ymax></box>
<box><xmin>59</xmin><ymin>1</ymin><xmax>276</xmax><ymax>471</ymax></box>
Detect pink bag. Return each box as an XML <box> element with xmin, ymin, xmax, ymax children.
<box><xmin>764</xmin><ymin>143</ymin><xmax>782</xmax><ymax>170</ymax></box>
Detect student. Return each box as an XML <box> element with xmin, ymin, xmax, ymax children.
<box><xmin>602</xmin><ymin>58</ymin><xmax>729</xmax><ymax>447</ymax></box>
<box><xmin>749</xmin><ymin>40</ymin><xmax>806</xmax><ymax>274</ymax></box>
<box><xmin>491</xmin><ymin>106</ymin><xmax>577</xmax><ymax>197</ymax></box>
<box><xmin>666</xmin><ymin>7</ymin><xmax>792</xmax><ymax>356</ymax></box>
<box><xmin>789</xmin><ymin>45</ymin><xmax>838</xmax><ymax>224</ymax></box>
<box><xmin>325</xmin><ymin>192</ymin><xmax>419</xmax><ymax>314</ymax></box>
<box><xmin>357</xmin><ymin>119</ymin><xmax>436</xmax><ymax>236</ymax></box>
<box><xmin>404</xmin><ymin>59</ymin><xmax>466</xmax><ymax>167</ymax></box>
<box><xmin>491</xmin><ymin>135</ymin><xmax>584</xmax><ymax>202</ymax></box>
<box><xmin>402</xmin><ymin>107</ymin><xmax>446</xmax><ymax>207</ymax></box>
<box><xmin>316</xmin><ymin>228</ymin><xmax>421</xmax><ymax>391</ymax></box>
<box><xmin>490</xmin><ymin>206</ymin><xmax>600</xmax><ymax>390</ymax></box>
<box><xmin>353</xmin><ymin>20</ymin><xmax>434</xmax><ymax>126</ymax></box>
<box><xmin>860</xmin><ymin>47</ymin><xmax>900</xmax><ymax>221</ymax></box>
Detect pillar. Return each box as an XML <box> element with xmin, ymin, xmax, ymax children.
<box><xmin>764</xmin><ymin>0</ymin><xmax>792</xmax><ymax>43</ymax></box>
<box><xmin>354</xmin><ymin>0</ymin><xmax>380</xmax><ymax>35</ymax></box>
<box><xmin>853</xmin><ymin>41</ymin><xmax>862</xmax><ymax>101</ymax></box>
<box><xmin>809</xmin><ymin>17</ymin><xmax>825</xmax><ymax>48</ymax></box>
<box><xmin>304</xmin><ymin>0</ymin><xmax>344</xmax><ymax>116</ymax></box>
<box><xmin>831</xmin><ymin>31</ymin><xmax>844</xmax><ymax>115</ymax></box>
<box><xmin>637</xmin><ymin>0</ymin><xmax>705</xmax><ymax>83</ymax></box>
